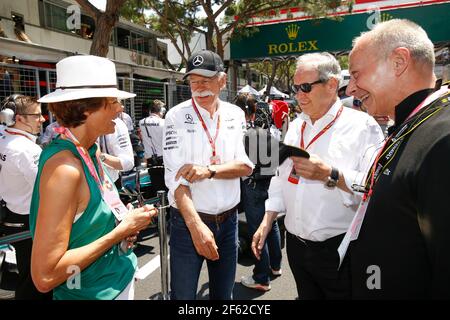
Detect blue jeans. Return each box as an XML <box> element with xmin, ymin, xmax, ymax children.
<box><xmin>241</xmin><ymin>178</ymin><xmax>282</xmax><ymax>285</ymax></box>
<box><xmin>169</xmin><ymin>207</ymin><xmax>238</xmax><ymax>300</ymax></box>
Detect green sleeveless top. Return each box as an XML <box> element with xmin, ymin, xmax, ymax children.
<box><xmin>29</xmin><ymin>138</ymin><xmax>137</xmax><ymax>300</ymax></box>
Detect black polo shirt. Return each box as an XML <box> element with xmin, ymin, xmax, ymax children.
<box><xmin>350</xmin><ymin>88</ymin><xmax>450</xmax><ymax>299</ymax></box>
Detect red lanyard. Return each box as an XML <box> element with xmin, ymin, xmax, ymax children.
<box><xmin>364</xmin><ymin>138</ymin><xmax>390</xmax><ymax>201</ymax></box>
<box><xmin>191</xmin><ymin>98</ymin><xmax>221</xmax><ymax>157</ymax></box>
<box><xmin>5</xmin><ymin>129</ymin><xmax>33</xmax><ymax>142</ymax></box>
<box><xmin>55</xmin><ymin>126</ymin><xmax>105</xmax><ymax>193</ymax></box>
<box><xmin>300</xmin><ymin>105</ymin><xmax>343</xmax><ymax>150</ymax></box>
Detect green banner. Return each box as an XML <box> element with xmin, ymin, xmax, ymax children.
<box><xmin>231</xmin><ymin>3</ymin><xmax>450</xmax><ymax>60</ymax></box>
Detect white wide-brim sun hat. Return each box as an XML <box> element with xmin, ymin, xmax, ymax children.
<box><xmin>38</xmin><ymin>55</ymin><xmax>135</xmax><ymax>103</ymax></box>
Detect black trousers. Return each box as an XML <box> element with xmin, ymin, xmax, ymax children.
<box><xmin>0</xmin><ymin>208</ymin><xmax>52</xmax><ymax>300</ymax></box>
<box><xmin>147</xmin><ymin>158</ymin><xmax>168</xmax><ymax>197</ymax></box>
<box><xmin>286</xmin><ymin>232</ymin><xmax>351</xmax><ymax>300</ymax></box>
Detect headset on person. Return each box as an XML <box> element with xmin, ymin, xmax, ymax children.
<box><xmin>0</xmin><ymin>94</ymin><xmax>21</xmax><ymax>126</ymax></box>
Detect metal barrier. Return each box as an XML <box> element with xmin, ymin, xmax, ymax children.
<box><xmin>157</xmin><ymin>190</ymin><xmax>170</xmax><ymax>300</ymax></box>
<box><xmin>118</xmin><ymin>77</ymin><xmax>167</xmax><ymax>125</ymax></box>
<box><xmin>0</xmin><ymin>231</ymin><xmax>31</xmax><ymax>246</ymax></box>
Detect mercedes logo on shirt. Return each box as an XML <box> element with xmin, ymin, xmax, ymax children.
<box><xmin>184</xmin><ymin>113</ymin><xmax>195</xmax><ymax>124</ymax></box>
<box><xmin>192</xmin><ymin>55</ymin><xmax>204</xmax><ymax>67</ymax></box>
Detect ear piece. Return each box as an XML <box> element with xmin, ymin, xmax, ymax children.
<box><xmin>0</xmin><ymin>108</ymin><xmax>15</xmax><ymax>126</ymax></box>
<box><xmin>0</xmin><ymin>94</ymin><xmax>20</xmax><ymax>126</ymax></box>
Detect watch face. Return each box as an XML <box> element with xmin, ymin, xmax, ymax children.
<box><xmin>325</xmin><ymin>178</ymin><xmax>337</xmax><ymax>188</ymax></box>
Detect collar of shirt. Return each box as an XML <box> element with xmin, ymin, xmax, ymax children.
<box><xmin>6</xmin><ymin>127</ymin><xmax>38</xmax><ymax>143</ymax></box>
<box><xmin>194</xmin><ymin>99</ymin><xmax>222</xmax><ymax>122</ymax></box>
<box><xmin>389</xmin><ymin>88</ymin><xmax>435</xmax><ymax>135</ymax></box>
<box><xmin>298</xmin><ymin>99</ymin><xmax>342</xmax><ymax>128</ymax></box>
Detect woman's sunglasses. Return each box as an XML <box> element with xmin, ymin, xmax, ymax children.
<box><xmin>291</xmin><ymin>79</ymin><xmax>323</xmax><ymax>94</ymax></box>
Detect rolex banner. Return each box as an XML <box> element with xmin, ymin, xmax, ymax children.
<box><xmin>230</xmin><ymin>2</ymin><xmax>450</xmax><ymax>59</ymax></box>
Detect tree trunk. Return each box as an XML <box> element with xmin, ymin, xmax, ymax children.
<box><xmin>76</xmin><ymin>0</ymin><xmax>124</xmax><ymax>57</ymax></box>
<box><xmin>216</xmin><ymin>33</ymin><xmax>224</xmax><ymax>60</ymax></box>
<box><xmin>265</xmin><ymin>61</ymin><xmax>279</xmax><ymax>101</ymax></box>
<box><xmin>205</xmin><ymin>26</ymin><xmax>215</xmax><ymax>52</ymax></box>
<box><xmin>246</xmin><ymin>62</ymin><xmax>252</xmax><ymax>85</ymax></box>
<box><xmin>89</xmin><ymin>12</ymin><xmax>117</xmax><ymax>57</ymax></box>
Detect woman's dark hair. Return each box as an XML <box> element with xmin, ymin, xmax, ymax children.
<box><xmin>48</xmin><ymin>97</ymin><xmax>107</xmax><ymax>128</ymax></box>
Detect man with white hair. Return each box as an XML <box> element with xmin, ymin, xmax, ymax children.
<box><xmin>163</xmin><ymin>50</ymin><xmax>253</xmax><ymax>300</ymax></box>
<box><xmin>346</xmin><ymin>19</ymin><xmax>450</xmax><ymax>299</ymax></box>
<box><xmin>251</xmin><ymin>52</ymin><xmax>384</xmax><ymax>299</ymax></box>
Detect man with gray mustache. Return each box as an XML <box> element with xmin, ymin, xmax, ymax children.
<box><xmin>192</xmin><ymin>90</ymin><xmax>215</xmax><ymax>98</ymax></box>
<box><xmin>163</xmin><ymin>50</ymin><xmax>254</xmax><ymax>300</ymax></box>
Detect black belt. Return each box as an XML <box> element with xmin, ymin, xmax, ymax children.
<box><xmin>147</xmin><ymin>156</ymin><xmax>164</xmax><ymax>167</ymax></box>
<box><xmin>289</xmin><ymin>232</ymin><xmax>345</xmax><ymax>248</ymax></box>
<box><xmin>0</xmin><ymin>204</ymin><xmax>26</xmax><ymax>229</ymax></box>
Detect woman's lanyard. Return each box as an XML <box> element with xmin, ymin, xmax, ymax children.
<box><xmin>191</xmin><ymin>98</ymin><xmax>221</xmax><ymax>164</ymax></box>
<box><xmin>288</xmin><ymin>105</ymin><xmax>343</xmax><ymax>184</ymax></box>
<box><xmin>55</xmin><ymin>126</ymin><xmax>129</xmax><ymax>221</ymax></box>
<box><xmin>5</xmin><ymin>129</ymin><xmax>33</xmax><ymax>142</ymax></box>
<box><xmin>363</xmin><ymin>87</ymin><xmax>450</xmax><ymax>201</ymax></box>
<box><xmin>54</xmin><ymin>126</ymin><xmax>105</xmax><ymax>192</ymax></box>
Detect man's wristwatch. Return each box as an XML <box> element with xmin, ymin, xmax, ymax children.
<box><xmin>100</xmin><ymin>153</ymin><xmax>106</xmax><ymax>162</ymax></box>
<box><xmin>325</xmin><ymin>167</ymin><xmax>339</xmax><ymax>189</ymax></box>
<box><xmin>207</xmin><ymin>165</ymin><xmax>217</xmax><ymax>179</ymax></box>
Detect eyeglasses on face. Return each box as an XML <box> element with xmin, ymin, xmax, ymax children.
<box><xmin>106</xmin><ymin>99</ymin><xmax>122</xmax><ymax>108</ymax></box>
<box><xmin>188</xmin><ymin>77</ymin><xmax>217</xmax><ymax>86</ymax></box>
<box><xmin>106</xmin><ymin>98</ymin><xmax>120</xmax><ymax>104</ymax></box>
<box><xmin>353</xmin><ymin>99</ymin><xmax>362</xmax><ymax>108</ymax></box>
<box><xmin>18</xmin><ymin>113</ymin><xmax>43</xmax><ymax>117</ymax></box>
<box><xmin>291</xmin><ymin>79</ymin><xmax>324</xmax><ymax>94</ymax></box>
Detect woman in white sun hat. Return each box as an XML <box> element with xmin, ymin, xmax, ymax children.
<box><xmin>29</xmin><ymin>55</ymin><xmax>157</xmax><ymax>300</ymax></box>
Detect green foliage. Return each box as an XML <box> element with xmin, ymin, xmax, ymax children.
<box><xmin>117</xmin><ymin>0</ymin><xmax>354</xmax><ymax>67</ymax></box>
<box><xmin>337</xmin><ymin>55</ymin><xmax>349</xmax><ymax>70</ymax></box>
<box><xmin>121</xmin><ymin>1</ymin><xmax>353</xmax><ymax>53</ymax></box>
<box><xmin>120</xmin><ymin>0</ymin><xmax>150</xmax><ymax>24</ymax></box>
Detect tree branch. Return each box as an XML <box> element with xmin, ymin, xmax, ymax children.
<box><xmin>151</xmin><ymin>1</ymin><xmax>206</xmax><ymax>35</ymax></box>
<box><xmin>213</xmin><ymin>0</ymin><xmax>234</xmax><ymax>19</ymax></box>
<box><xmin>75</xmin><ymin>0</ymin><xmax>101</xmax><ymax>18</ymax></box>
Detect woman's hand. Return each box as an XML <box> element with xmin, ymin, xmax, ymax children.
<box><xmin>117</xmin><ymin>204</ymin><xmax>158</xmax><ymax>238</ymax></box>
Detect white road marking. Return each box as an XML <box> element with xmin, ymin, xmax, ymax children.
<box><xmin>135</xmin><ymin>254</ymin><xmax>170</xmax><ymax>280</ymax></box>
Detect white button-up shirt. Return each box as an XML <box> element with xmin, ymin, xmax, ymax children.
<box><xmin>0</xmin><ymin>127</ymin><xmax>42</xmax><ymax>215</ymax></box>
<box><xmin>266</xmin><ymin>100</ymin><xmax>385</xmax><ymax>241</ymax></box>
<box><xmin>119</xmin><ymin>111</ymin><xmax>134</xmax><ymax>133</ymax></box>
<box><xmin>98</xmin><ymin>118</ymin><xmax>134</xmax><ymax>182</ymax></box>
<box><xmin>40</xmin><ymin>121</ymin><xmax>60</xmax><ymax>145</ymax></box>
<box><xmin>163</xmin><ymin>99</ymin><xmax>254</xmax><ymax>215</ymax></box>
<box><xmin>139</xmin><ymin>114</ymin><xmax>164</xmax><ymax>158</ymax></box>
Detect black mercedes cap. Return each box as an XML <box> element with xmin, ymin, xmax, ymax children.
<box><xmin>183</xmin><ymin>50</ymin><xmax>224</xmax><ymax>80</ymax></box>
